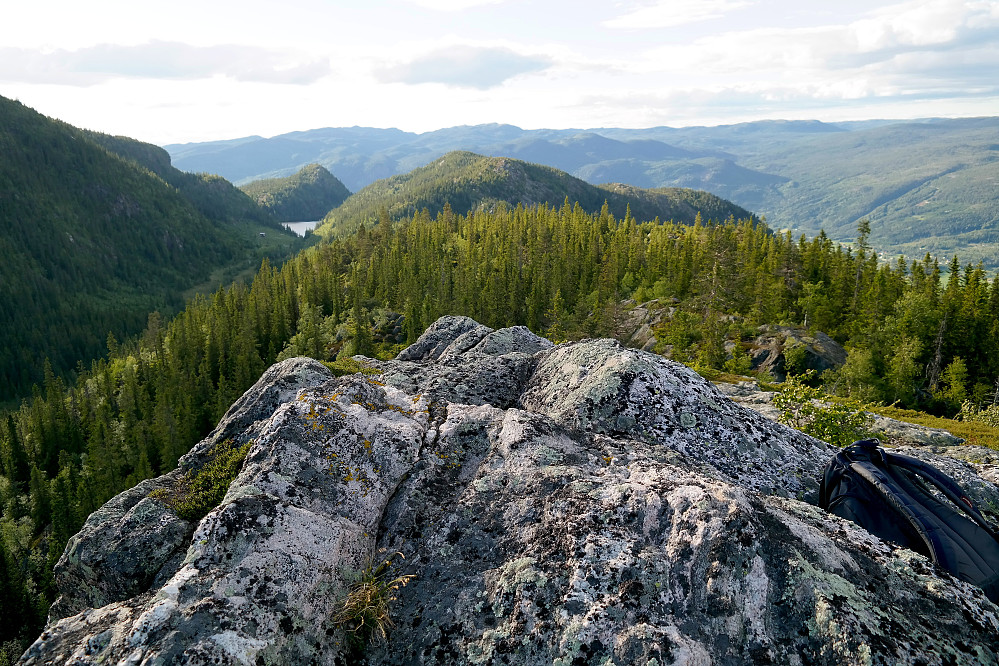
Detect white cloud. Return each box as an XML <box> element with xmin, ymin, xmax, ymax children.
<box><xmin>0</xmin><ymin>41</ymin><xmax>331</xmax><ymax>86</ymax></box>
<box><xmin>404</xmin><ymin>0</ymin><xmax>504</xmax><ymax>10</ymax></box>
<box><xmin>3</xmin><ymin>0</ymin><xmax>995</xmax><ymax>144</ymax></box>
<box><xmin>376</xmin><ymin>46</ymin><xmax>552</xmax><ymax>89</ymax></box>
<box><xmin>637</xmin><ymin>0</ymin><xmax>999</xmax><ymax>98</ymax></box>
<box><xmin>605</xmin><ymin>0</ymin><xmax>755</xmax><ymax>29</ymax></box>
<box><xmin>851</xmin><ymin>0</ymin><xmax>989</xmax><ymax>51</ymax></box>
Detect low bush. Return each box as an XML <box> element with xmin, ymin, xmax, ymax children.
<box><xmin>773</xmin><ymin>371</ymin><xmax>874</xmax><ymax>447</ymax></box>
<box><xmin>149</xmin><ymin>438</ymin><xmax>251</xmax><ymax>521</ymax></box>
<box><xmin>322</xmin><ymin>358</ymin><xmax>382</xmax><ymax>377</ymax></box>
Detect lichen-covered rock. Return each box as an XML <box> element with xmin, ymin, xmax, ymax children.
<box><xmin>616</xmin><ymin>298</ymin><xmax>671</xmax><ymax>352</ymax></box>
<box><xmin>520</xmin><ymin>339</ymin><xmax>830</xmax><ymax>500</ymax></box>
<box><xmin>46</xmin><ymin>472</ymin><xmax>190</xmax><ymax>622</ymax></box>
<box><xmin>870</xmin><ymin>413</ymin><xmax>966</xmax><ymax>447</ymax></box>
<box><xmin>394</xmin><ymin>315</ymin><xmax>487</xmax><ymax>362</ymax></box>
<box><xmin>373</xmin><ymin>406</ymin><xmax>998</xmax><ymax>665</ymax></box>
<box><xmin>751</xmin><ymin>325</ymin><xmax>847</xmax><ymax>382</ymax></box>
<box><xmin>369</xmin><ymin>319</ymin><xmax>552</xmax><ymax>409</ymax></box>
<box><xmin>21</xmin><ymin>319</ymin><xmax>999</xmax><ymax>666</ymax></box>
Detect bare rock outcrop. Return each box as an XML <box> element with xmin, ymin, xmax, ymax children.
<box><xmin>20</xmin><ymin>317</ymin><xmax>999</xmax><ymax>665</ymax></box>
<box><xmin>751</xmin><ymin>325</ymin><xmax>848</xmax><ymax>382</ymax></box>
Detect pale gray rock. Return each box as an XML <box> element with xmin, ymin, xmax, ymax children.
<box><xmin>21</xmin><ymin>319</ymin><xmax>999</xmax><ymax>666</ymax></box>
<box><xmin>373</xmin><ymin>405</ymin><xmax>999</xmax><ymax>666</ymax></box>
<box><xmin>520</xmin><ymin>339</ymin><xmax>830</xmax><ymax>500</ymax></box>
<box><xmin>870</xmin><ymin>413</ymin><xmax>966</xmax><ymax>447</ymax></box>
<box><xmin>368</xmin><ymin>320</ymin><xmax>553</xmax><ymax>409</ymax></box>
<box><xmin>186</xmin><ymin>354</ymin><xmax>335</xmax><ymax>459</ymax></box>
<box><xmin>619</xmin><ymin>299</ymin><xmax>670</xmax><ymax>351</ymax></box>
<box><xmin>394</xmin><ymin>315</ymin><xmax>486</xmax><ymax>362</ymax></box>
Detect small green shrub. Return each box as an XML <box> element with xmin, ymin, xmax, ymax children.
<box><xmin>371</xmin><ymin>341</ymin><xmax>407</xmax><ymax>361</ymax></box>
<box><xmin>322</xmin><ymin>358</ymin><xmax>382</xmax><ymax>377</ymax></box>
<box><xmin>334</xmin><ymin>550</ymin><xmax>414</xmax><ymax>652</ymax></box>
<box><xmin>773</xmin><ymin>371</ymin><xmax>874</xmax><ymax>447</ymax></box>
<box><xmin>958</xmin><ymin>401</ymin><xmax>999</xmax><ymax>428</ymax></box>
<box><xmin>723</xmin><ymin>342</ymin><xmax>753</xmax><ymax>376</ymax></box>
<box><xmin>149</xmin><ymin>438</ymin><xmax>251</xmax><ymax>521</ymax></box>
<box><xmin>783</xmin><ymin>343</ymin><xmax>809</xmax><ymax>376</ymax></box>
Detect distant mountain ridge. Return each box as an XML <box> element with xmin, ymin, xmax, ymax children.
<box><xmin>318</xmin><ymin>151</ymin><xmax>752</xmax><ymax>236</ymax></box>
<box><xmin>88</xmin><ymin>131</ymin><xmax>280</xmax><ymax>226</ymax></box>
<box><xmin>166</xmin><ymin>117</ymin><xmax>999</xmax><ymax>267</ymax></box>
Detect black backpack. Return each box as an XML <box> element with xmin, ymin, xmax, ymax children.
<box><xmin>819</xmin><ymin>438</ymin><xmax>999</xmax><ymax>602</ymax></box>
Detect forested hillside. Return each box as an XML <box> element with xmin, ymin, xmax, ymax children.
<box><xmin>240</xmin><ymin>163</ymin><xmax>351</xmax><ymax>222</ymax></box>
<box><xmin>86</xmin><ymin>131</ymin><xmax>282</xmax><ymax>228</ymax></box>
<box><xmin>165</xmin><ymin>118</ymin><xmax>999</xmax><ymax>268</ymax></box>
<box><xmin>0</xmin><ymin>96</ymin><xmax>301</xmax><ymax>405</ymax></box>
<box><xmin>4</xmin><ymin>197</ymin><xmax>999</xmax><ymax>654</ymax></box>
<box><xmin>318</xmin><ymin>150</ymin><xmax>752</xmax><ymax>236</ymax></box>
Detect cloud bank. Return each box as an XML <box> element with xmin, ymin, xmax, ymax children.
<box><xmin>377</xmin><ymin>46</ymin><xmax>552</xmax><ymax>89</ymax></box>
<box><xmin>0</xmin><ymin>41</ymin><xmax>330</xmax><ymax>86</ymax></box>
<box><xmin>404</xmin><ymin>0</ymin><xmax>504</xmax><ymax>10</ymax></box>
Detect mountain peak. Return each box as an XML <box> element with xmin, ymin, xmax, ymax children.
<box><xmin>240</xmin><ymin>163</ymin><xmax>351</xmax><ymax>222</ymax></box>
<box><xmin>318</xmin><ymin>151</ymin><xmax>751</xmax><ymax>236</ymax></box>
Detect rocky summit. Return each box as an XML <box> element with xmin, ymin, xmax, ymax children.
<box><xmin>20</xmin><ymin>317</ymin><xmax>999</xmax><ymax>665</ymax></box>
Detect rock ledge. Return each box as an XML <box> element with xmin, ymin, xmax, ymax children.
<box><xmin>21</xmin><ymin>317</ymin><xmax>999</xmax><ymax>665</ymax></box>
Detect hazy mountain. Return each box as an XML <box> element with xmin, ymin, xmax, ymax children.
<box><xmin>743</xmin><ymin>118</ymin><xmax>999</xmax><ymax>265</ymax></box>
<box><xmin>166</xmin><ymin>117</ymin><xmax>999</xmax><ymax>267</ymax></box>
<box><xmin>165</xmin><ymin>124</ymin><xmax>712</xmax><ymax>192</ymax></box>
<box><xmin>0</xmin><ymin>96</ymin><xmax>299</xmax><ymax>403</ymax></box>
<box><xmin>240</xmin><ymin>163</ymin><xmax>351</xmax><ymax>222</ymax></box>
<box><xmin>318</xmin><ymin>151</ymin><xmax>753</xmax><ymax>237</ymax></box>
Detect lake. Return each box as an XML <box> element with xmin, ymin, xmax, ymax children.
<box><xmin>283</xmin><ymin>221</ymin><xmax>319</xmax><ymax>237</ymax></box>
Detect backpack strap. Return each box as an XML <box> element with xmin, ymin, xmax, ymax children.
<box><xmin>818</xmin><ymin>449</ymin><xmax>852</xmax><ymax>510</ymax></box>
<box><xmin>883</xmin><ymin>451</ymin><xmax>999</xmax><ymax>540</ymax></box>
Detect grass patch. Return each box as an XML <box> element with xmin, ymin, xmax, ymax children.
<box><xmin>866</xmin><ymin>405</ymin><xmax>999</xmax><ymax>451</ymax></box>
<box><xmin>149</xmin><ymin>438</ymin><xmax>252</xmax><ymax>521</ymax></box>
<box><xmin>334</xmin><ymin>550</ymin><xmax>415</xmax><ymax>655</ymax></box>
<box><xmin>693</xmin><ymin>367</ymin><xmax>755</xmax><ymax>384</ymax></box>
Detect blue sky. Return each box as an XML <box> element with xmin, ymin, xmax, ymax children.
<box><xmin>2</xmin><ymin>0</ymin><xmax>997</xmax><ymax>145</ymax></box>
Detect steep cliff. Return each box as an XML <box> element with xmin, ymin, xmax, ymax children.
<box><xmin>21</xmin><ymin>317</ymin><xmax>999</xmax><ymax>665</ymax></box>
